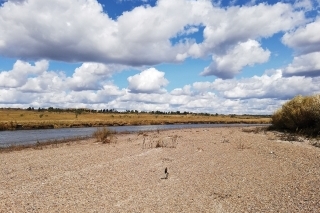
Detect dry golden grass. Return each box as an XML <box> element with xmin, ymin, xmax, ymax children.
<box><xmin>271</xmin><ymin>94</ymin><xmax>320</xmax><ymax>136</ymax></box>
<box><xmin>92</xmin><ymin>127</ymin><xmax>116</xmax><ymax>144</ymax></box>
<box><xmin>0</xmin><ymin>109</ymin><xmax>271</xmax><ymax>130</ymax></box>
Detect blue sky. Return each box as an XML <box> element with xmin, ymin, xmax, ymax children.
<box><xmin>0</xmin><ymin>0</ymin><xmax>320</xmax><ymax>114</ymax></box>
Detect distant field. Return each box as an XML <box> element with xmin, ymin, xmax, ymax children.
<box><xmin>0</xmin><ymin>109</ymin><xmax>271</xmax><ymax>130</ymax></box>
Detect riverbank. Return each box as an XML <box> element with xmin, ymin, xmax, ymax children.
<box><xmin>0</xmin><ymin>109</ymin><xmax>270</xmax><ymax>131</ymax></box>
<box><xmin>1</xmin><ymin>126</ymin><xmax>319</xmax><ymax>212</ymax></box>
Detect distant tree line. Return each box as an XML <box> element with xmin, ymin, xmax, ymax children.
<box><xmin>24</xmin><ymin>107</ymin><xmax>214</xmax><ymax>116</ymax></box>
<box><xmin>0</xmin><ymin>107</ymin><xmax>270</xmax><ymax>117</ymax></box>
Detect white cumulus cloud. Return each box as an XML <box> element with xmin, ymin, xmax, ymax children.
<box><xmin>200</xmin><ymin>40</ymin><xmax>270</xmax><ymax>79</ymax></box>
<box><xmin>0</xmin><ymin>0</ymin><xmax>306</xmax><ymax>74</ymax></box>
<box><xmin>0</xmin><ymin>0</ymin><xmax>319</xmax><ymax>114</ymax></box>
<box><xmin>283</xmin><ymin>52</ymin><xmax>320</xmax><ymax>77</ymax></box>
<box><xmin>0</xmin><ymin>60</ymin><xmax>48</xmax><ymax>88</ymax></box>
<box><xmin>67</xmin><ymin>63</ymin><xmax>127</xmax><ymax>91</ymax></box>
<box><xmin>198</xmin><ymin>2</ymin><xmax>306</xmax><ymax>56</ymax></box>
<box><xmin>282</xmin><ymin>17</ymin><xmax>320</xmax><ymax>54</ymax></box>
<box><xmin>210</xmin><ymin>69</ymin><xmax>320</xmax><ymax>99</ymax></box>
<box><xmin>127</xmin><ymin>68</ymin><xmax>169</xmax><ymax>93</ymax></box>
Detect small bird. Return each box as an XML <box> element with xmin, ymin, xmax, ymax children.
<box><xmin>164</xmin><ymin>167</ymin><xmax>169</xmax><ymax>179</ymax></box>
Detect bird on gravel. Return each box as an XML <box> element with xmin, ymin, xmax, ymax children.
<box><xmin>164</xmin><ymin>167</ymin><xmax>169</xmax><ymax>179</ymax></box>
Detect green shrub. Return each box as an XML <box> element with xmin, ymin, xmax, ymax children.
<box><xmin>92</xmin><ymin>127</ymin><xmax>115</xmax><ymax>143</ymax></box>
<box><xmin>271</xmin><ymin>94</ymin><xmax>320</xmax><ymax>135</ymax></box>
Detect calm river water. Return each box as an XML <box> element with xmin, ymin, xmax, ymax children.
<box><xmin>0</xmin><ymin>123</ymin><xmax>268</xmax><ymax>147</ymax></box>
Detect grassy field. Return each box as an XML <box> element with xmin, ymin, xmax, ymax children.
<box><xmin>0</xmin><ymin>109</ymin><xmax>271</xmax><ymax>131</ymax></box>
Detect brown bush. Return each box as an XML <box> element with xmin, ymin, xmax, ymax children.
<box><xmin>271</xmin><ymin>94</ymin><xmax>320</xmax><ymax>136</ymax></box>
<box><xmin>92</xmin><ymin>127</ymin><xmax>116</xmax><ymax>144</ymax></box>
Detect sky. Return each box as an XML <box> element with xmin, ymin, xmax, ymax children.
<box><xmin>0</xmin><ymin>0</ymin><xmax>320</xmax><ymax>114</ymax></box>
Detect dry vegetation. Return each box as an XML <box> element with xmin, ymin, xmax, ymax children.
<box><xmin>271</xmin><ymin>94</ymin><xmax>320</xmax><ymax>138</ymax></box>
<box><xmin>0</xmin><ymin>109</ymin><xmax>270</xmax><ymax>131</ymax></box>
<box><xmin>251</xmin><ymin>93</ymin><xmax>320</xmax><ymax>148</ymax></box>
<box><xmin>92</xmin><ymin>127</ymin><xmax>116</xmax><ymax>144</ymax></box>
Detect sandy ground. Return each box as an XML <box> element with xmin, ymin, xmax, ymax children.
<box><xmin>1</xmin><ymin>127</ymin><xmax>319</xmax><ymax>213</ymax></box>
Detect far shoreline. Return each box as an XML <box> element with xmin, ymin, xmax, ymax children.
<box><xmin>0</xmin><ymin>109</ymin><xmax>271</xmax><ymax>131</ymax></box>
<box><xmin>0</xmin><ymin>120</ymin><xmax>271</xmax><ymax>131</ymax></box>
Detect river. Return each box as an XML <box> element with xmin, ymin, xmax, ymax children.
<box><xmin>0</xmin><ymin>123</ymin><xmax>269</xmax><ymax>147</ymax></box>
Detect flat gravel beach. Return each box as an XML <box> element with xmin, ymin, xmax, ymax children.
<box><xmin>1</xmin><ymin>127</ymin><xmax>319</xmax><ymax>212</ymax></box>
